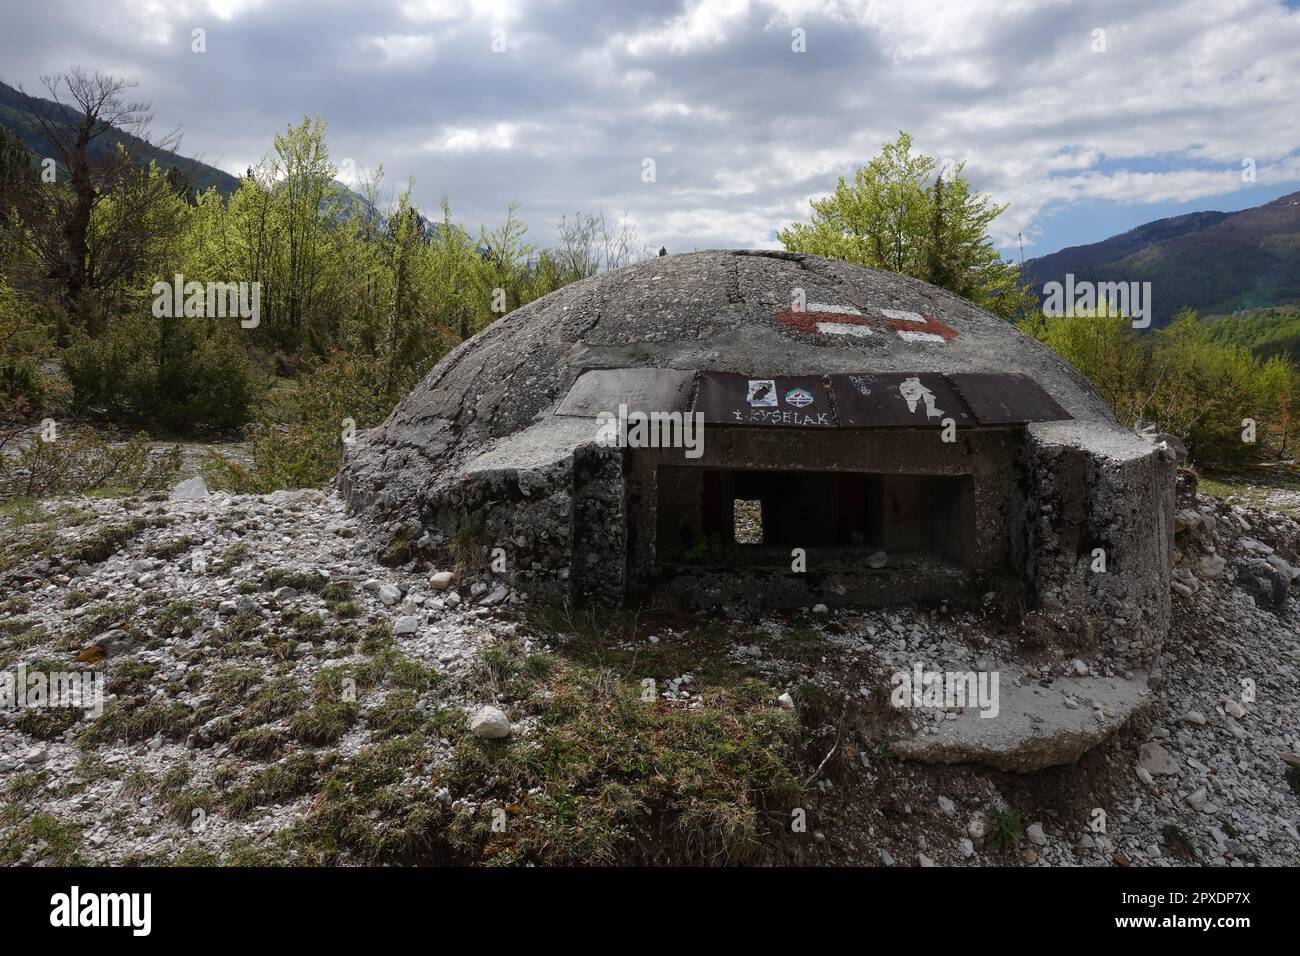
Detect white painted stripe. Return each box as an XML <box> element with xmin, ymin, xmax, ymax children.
<box><xmin>896</xmin><ymin>330</ymin><xmax>946</xmax><ymax>343</ymax></box>
<box><xmin>880</xmin><ymin>308</ymin><xmax>926</xmax><ymax>324</ymax></box>
<box><xmin>806</xmin><ymin>302</ymin><xmax>862</xmax><ymax>316</ymax></box>
<box><xmin>817</xmin><ymin>322</ymin><xmax>878</xmax><ymax>337</ymax></box>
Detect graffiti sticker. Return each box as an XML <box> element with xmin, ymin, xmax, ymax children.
<box><xmin>746</xmin><ymin>379</ymin><xmax>777</xmax><ymax>407</ymax></box>
<box><xmin>784</xmin><ymin>386</ymin><xmax>814</xmax><ymax>408</ymax></box>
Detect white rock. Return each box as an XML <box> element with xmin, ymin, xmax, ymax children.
<box><xmin>812</xmin><ymin>603</ymin><xmax>828</xmax><ymax>614</ymax></box>
<box><xmin>867</xmin><ymin>551</ymin><xmax>889</xmax><ymax>569</ymax></box>
<box><xmin>378</xmin><ymin>584</ymin><xmax>402</xmax><ymax>606</ymax></box>
<box><xmin>937</xmin><ymin>795</ymin><xmax>956</xmax><ymax>817</ymax></box>
<box><xmin>958</xmin><ymin>838</ymin><xmax>975</xmax><ymax>859</ymax></box>
<box><xmin>1027</xmin><ymin>822</ymin><xmax>1048</xmax><ymax>846</ymax></box>
<box><xmin>170</xmin><ymin>475</ymin><xmax>209</xmax><ymax>500</ymax></box>
<box><xmin>1224</xmin><ymin>700</ymin><xmax>1246</xmax><ymax>719</ymax></box>
<box><xmin>429</xmin><ymin>571</ymin><xmax>455</xmax><ymax>591</ymax></box>
<box><xmin>394</xmin><ymin>615</ymin><xmax>420</xmax><ymax>635</ymax></box>
<box><xmin>1139</xmin><ymin>740</ymin><xmax>1180</xmax><ymax>776</ymax></box>
<box><xmin>777</xmin><ymin>692</ymin><xmax>795</xmax><ymax>710</ymax></box>
<box><xmin>469</xmin><ymin>706</ymin><xmax>512</xmax><ymax>739</ymax></box>
<box><xmin>967</xmin><ymin>815</ymin><xmax>987</xmax><ymax>841</ymax></box>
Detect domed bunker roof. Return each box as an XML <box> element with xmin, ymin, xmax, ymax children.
<box><xmin>339</xmin><ymin>249</ymin><xmax>1135</xmax><ymax>517</ymax></box>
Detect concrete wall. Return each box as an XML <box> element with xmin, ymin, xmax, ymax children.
<box><xmin>1027</xmin><ymin>424</ymin><xmax>1175</xmax><ymax>666</ymax></box>
<box><xmin>625</xmin><ymin>426</ymin><xmax>1025</xmax><ymax>607</ymax></box>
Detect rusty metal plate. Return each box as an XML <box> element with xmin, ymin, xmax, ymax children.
<box><xmin>830</xmin><ymin>373</ymin><xmax>973</xmax><ymax>428</ymax></box>
<box><xmin>694</xmin><ymin>372</ymin><xmax>836</xmax><ymax>427</ymax></box>
<box><xmin>946</xmin><ymin>372</ymin><xmax>1072</xmax><ymax>424</ymax></box>
<box><xmin>555</xmin><ymin>367</ymin><xmax>696</xmax><ymax>418</ymax></box>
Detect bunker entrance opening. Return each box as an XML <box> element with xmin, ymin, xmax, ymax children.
<box><xmin>656</xmin><ymin>467</ymin><xmax>977</xmax><ymax>571</ymax></box>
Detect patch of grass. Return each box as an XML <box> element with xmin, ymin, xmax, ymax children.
<box><xmin>288</xmin><ymin>696</ymin><xmax>357</xmax><ymax>745</ymax></box>
<box><xmin>242</xmin><ymin>677</ymin><xmax>306</xmax><ymax>727</ymax></box>
<box><xmin>791</xmin><ymin>680</ymin><xmax>833</xmax><ymax>724</ymax></box>
<box><xmin>990</xmin><ymin>806</ymin><xmax>1023</xmax><ymax>853</ymax></box>
<box><xmin>106</xmin><ymin>659</ymin><xmax>159</xmax><ymax>696</ymax></box>
<box><xmin>446</xmin><ymin>650</ymin><xmax>801</xmax><ymax>865</ymax></box>
<box><xmin>379</xmin><ymin>524</ymin><xmax>421</xmax><ymax>567</ymax></box>
<box><xmin>0</xmin><ymin>619</ymin><xmax>46</xmax><ymax>652</ymax></box>
<box><xmin>263</xmin><ymin>568</ymin><xmax>331</xmax><ymax>594</ymax></box>
<box><xmin>15</xmin><ymin>706</ymin><xmax>84</xmax><ymax>739</ymax></box>
<box><xmin>522</xmin><ymin>652</ymin><xmax>556</xmax><ymax>679</ymax></box>
<box><xmin>157</xmin><ymin>599</ymin><xmax>200</xmax><ymax>639</ymax></box>
<box><xmin>212</xmin><ymin>541</ymin><xmax>251</xmax><ymax>575</ymax></box>
<box><xmin>159</xmin><ymin>765</ymin><xmax>192</xmax><ymax>798</ymax></box>
<box><xmin>64</xmin><ymin>517</ymin><xmax>160</xmax><ymax>564</ymax></box>
<box><xmin>286</xmin><ymin>735</ymin><xmax>451</xmax><ymax>865</ymax></box>
<box><xmin>527</xmin><ymin>604</ymin><xmax>743</xmax><ymax>686</ymax></box>
<box><xmin>168</xmin><ymin>787</ymin><xmax>214</xmax><ymax>827</ymax></box>
<box><xmin>330</xmin><ymin>600</ymin><xmax>362</xmax><ymax>620</ymax></box>
<box><xmin>80</xmin><ymin>701</ymin><xmax>197</xmax><ymax>746</ymax></box>
<box><xmin>1162</xmin><ymin>823</ymin><xmax>1198</xmax><ymax>862</ymax></box>
<box><xmin>6</xmin><ymin>770</ymin><xmax>48</xmax><ymax>800</ymax></box>
<box><xmin>210</xmin><ymin>666</ymin><xmax>262</xmax><ymax>703</ymax></box>
<box><xmin>225</xmin><ymin>753</ymin><xmax>326</xmax><ymax>819</ymax></box>
<box><xmin>230</xmin><ymin>727</ymin><xmax>287</xmax><ymax>760</ymax></box>
<box><xmin>147</xmin><ymin>535</ymin><xmax>198</xmax><ymax>560</ymax></box>
<box><xmin>0</xmin><ymin>497</ymin><xmax>43</xmax><ymax>528</ymax></box>
<box><xmin>366</xmin><ymin>690</ymin><xmax>424</xmax><ymax>737</ymax></box>
<box><xmin>0</xmin><ymin>809</ymin><xmax>83</xmax><ymax>865</ymax></box>
<box><xmin>62</xmin><ymin>590</ymin><xmax>92</xmax><ymax>609</ymax></box>
<box><xmin>290</xmin><ymin>611</ymin><xmax>326</xmax><ymax>641</ymax></box>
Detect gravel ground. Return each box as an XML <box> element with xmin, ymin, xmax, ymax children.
<box><xmin>0</xmin><ymin>482</ymin><xmax>1296</xmax><ymax>866</ymax></box>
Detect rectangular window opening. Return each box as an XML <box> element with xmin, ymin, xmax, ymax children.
<box><xmin>657</xmin><ymin>467</ymin><xmax>977</xmax><ymax>571</ymax></box>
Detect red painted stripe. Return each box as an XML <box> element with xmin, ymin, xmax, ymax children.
<box><xmin>776</xmin><ymin>308</ymin><xmax>959</xmax><ymax>341</ymax></box>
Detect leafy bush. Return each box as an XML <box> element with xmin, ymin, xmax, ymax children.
<box><xmin>62</xmin><ymin>313</ymin><xmax>252</xmax><ymax>432</ymax></box>
<box><xmin>0</xmin><ymin>425</ymin><xmax>181</xmax><ymax>501</ymax></box>
<box><xmin>1020</xmin><ymin>305</ymin><xmax>1299</xmax><ymax>467</ymax></box>
<box><xmin>205</xmin><ymin>351</ymin><xmax>394</xmax><ymax>492</ymax></box>
<box><xmin>0</xmin><ymin>276</ymin><xmax>57</xmax><ymax>413</ymax></box>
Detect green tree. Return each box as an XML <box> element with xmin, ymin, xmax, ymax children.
<box><xmin>779</xmin><ymin>132</ymin><xmax>1034</xmax><ymax>318</ymax></box>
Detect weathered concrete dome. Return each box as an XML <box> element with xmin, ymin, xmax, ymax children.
<box><xmin>339</xmin><ymin>250</ymin><xmax>1174</xmax><ymax>665</ymax></box>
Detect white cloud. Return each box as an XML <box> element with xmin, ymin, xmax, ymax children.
<box><xmin>4</xmin><ymin>0</ymin><xmax>1298</xmax><ymax>257</ymax></box>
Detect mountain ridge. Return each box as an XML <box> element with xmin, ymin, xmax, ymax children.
<box><xmin>1024</xmin><ymin>190</ymin><xmax>1300</xmax><ymax>326</ymax></box>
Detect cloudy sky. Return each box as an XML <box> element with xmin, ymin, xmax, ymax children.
<box><xmin>4</xmin><ymin>0</ymin><xmax>1300</xmax><ymax>258</ymax></box>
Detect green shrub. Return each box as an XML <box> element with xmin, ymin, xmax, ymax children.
<box><xmin>63</xmin><ymin>313</ymin><xmax>252</xmax><ymax>432</ymax></box>
<box><xmin>0</xmin><ymin>426</ymin><xmax>181</xmax><ymax>501</ymax></box>
<box><xmin>206</xmin><ymin>351</ymin><xmax>394</xmax><ymax>492</ymax></box>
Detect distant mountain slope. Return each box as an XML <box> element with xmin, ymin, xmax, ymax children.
<box><xmin>1206</xmin><ymin>304</ymin><xmax>1300</xmax><ymax>363</ymax></box>
<box><xmin>0</xmin><ymin>79</ymin><xmax>240</xmax><ymax>197</ymax></box>
<box><xmin>1025</xmin><ymin>191</ymin><xmax>1300</xmax><ymax>327</ymax></box>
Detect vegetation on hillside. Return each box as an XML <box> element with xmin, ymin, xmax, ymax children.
<box><xmin>779</xmin><ymin>132</ymin><xmax>1036</xmax><ymax>319</ymax></box>
<box><xmin>1207</xmin><ymin>305</ymin><xmax>1300</xmax><ymax>363</ymax></box>
<box><xmin>1019</xmin><ymin>306</ymin><xmax>1296</xmax><ymax>466</ymax></box>
<box><xmin>782</xmin><ymin>133</ymin><xmax>1298</xmax><ymax>469</ymax></box>
<box><xmin>0</xmin><ymin>69</ymin><xmax>648</xmax><ymax>495</ymax></box>
<box><xmin>2</xmin><ymin>80</ymin><xmax>1296</xmax><ymax>491</ymax></box>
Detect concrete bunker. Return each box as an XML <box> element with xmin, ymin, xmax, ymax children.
<box><xmin>337</xmin><ymin>250</ymin><xmax>1176</xmax><ymax>667</ymax></box>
